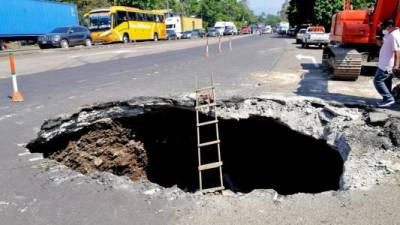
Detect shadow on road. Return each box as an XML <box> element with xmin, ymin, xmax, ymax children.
<box><xmin>294</xmin><ymin>63</ymin><xmax>399</xmax><ymax>108</ymax></box>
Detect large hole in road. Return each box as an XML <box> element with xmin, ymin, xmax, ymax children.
<box><xmin>27</xmin><ymin>106</ymin><xmax>343</xmax><ymax>195</ymax></box>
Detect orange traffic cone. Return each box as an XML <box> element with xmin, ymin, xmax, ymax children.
<box><xmin>9</xmin><ymin>54</ymin><xmax>24</xmax><ymax>102</ymax></box>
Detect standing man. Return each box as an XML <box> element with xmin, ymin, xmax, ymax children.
<box><xmin>374</xmin><ymin>19</ymin><xmax>400</xmax><ymax>107</ymax></box>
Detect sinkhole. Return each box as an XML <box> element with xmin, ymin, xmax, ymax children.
<box><xmin>27</xmin><ymin>104</ymin><xmax>344</xmax><ymax>195</ymax></box>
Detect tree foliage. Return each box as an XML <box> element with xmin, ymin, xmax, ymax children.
<box><xmin>256</xmin><ymin>13</ymin><xmax>281</xmax><ymax>25</ymax></box>
<box><xmin>286</xmin><ymin>0</ymin><xmax>375</xmax><ymax>29</ymax></box>
<box><xmin>56</xmin><ymin>0</ymin><xmax>259</xmax><ymax>28</ymax></box>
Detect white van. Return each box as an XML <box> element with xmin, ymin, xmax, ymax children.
<box><xmin>214</xmin><ymin>21</ymin><xmax>237</xmax><ymax>36</ymax></box>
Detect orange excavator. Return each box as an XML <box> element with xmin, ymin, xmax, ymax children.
<box><xmin>323</xmin><ymin>0</ymin><xmax>399</xmax><ymax>80</ymax></box>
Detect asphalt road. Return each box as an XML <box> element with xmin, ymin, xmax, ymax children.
<box><xmin>0</xmin><ymin>35</ymin><xmax>290</xmax><ymax>224</ymax></box>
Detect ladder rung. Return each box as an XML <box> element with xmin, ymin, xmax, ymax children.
<box><xmin>201</xmin><ymin>186</ymin><xmax>225</xmax><ymax>193</ymax></box>
<box><xmin>197</xmin><ymin>120</ymin><xmax>218</xmax><ymax>127</ymax></box>
<box><xmin>198</xmin><ymin>162</ymin><xmax>223</xmax><ymax>171</ymax></box>
<box><xmin>195</xmin><ymin>103</ymin><xmax>217</xmax><ymax>110</ymax></box>
<box><xmin>198</xmin><ymin>140</ymin><xmax>220</xmax><ymax>148</ymax></box>
<box><xmin>196</xmin><ymin>86</ymin><xmax>215</xmax><ymax>92</ymax></box>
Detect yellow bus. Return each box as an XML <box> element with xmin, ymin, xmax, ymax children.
<box><xmin>87</xmin><ymin>6</ymin><xmax>166</xmax><ymax>43</ymax></box>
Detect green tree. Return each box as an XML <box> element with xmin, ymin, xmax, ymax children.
<box><xmin>286</xmin><ymin>0</ymin><xmax>315</xmax><ymax>27</ymax></box>
<box><xmin>314</xmin><ymin>0</ymin><xmax>375</xmax><ymax>29</ymax></box>
<box><xmin>265</xmin><ymin>14</ymin><xmax>281</xmax><ymax>25</ymax></box>
<box><xmin>314</xmin><ymin>0</ymin><xmax>342</xmax><ymax>29</ymax></box>
<box><xmin>58</xmin><ymin>0</ymin><xmax>258</xmax><ymax>28</ymax></box>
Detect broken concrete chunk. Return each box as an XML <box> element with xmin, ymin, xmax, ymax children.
<box><xmin>369</xmin><ymin>112</ymin><xmax>389</xmax><ymax>125</ymax></box>
<box><xmin>94</xmin><ymin>158</ymin><xmax>103</xmax><ymax>167</ymax></box>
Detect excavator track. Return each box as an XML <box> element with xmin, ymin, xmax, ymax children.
<box><xmin>323</xmin><ymin>45</ymin><xmax>362</xmax><ymax>81</ymax></box>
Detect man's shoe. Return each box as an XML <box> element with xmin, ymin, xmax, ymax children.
<box><xmin>376</xmin><ymin>99</ymin><xmax>395</xmax><ymax>108</ymax></box>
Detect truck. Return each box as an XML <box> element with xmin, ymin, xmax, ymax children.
<box><xmin>300</xmin><ymin>26</ymin><xmax>330</xmax><ymax>48</ymax></box>
<box><xmin>0</xmin><ymin>0</ymin><xmax>79</xmax><ymax>50</ymax></box>
<box><xmin>214</xmin><ymin>21</ymin><xmax>237</xmax><ymax>36</ymax></box>
<box><xmin>165</xmin><ymin>16</ymin><xmax>203</xmax><ymax>39</ymax></box>
<box><xmin>277</xmin><ymin>22</ymin><xmax>290</xmax><ymax>35</ymax></box>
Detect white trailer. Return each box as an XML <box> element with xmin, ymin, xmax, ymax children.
<box><xmin>166</xmin><ymin>16</ymin><xmax>182</xmax><ymax>38</ymax></box>
<box><xmin>166</xmin><ymin>16</ymin><xmax>203</xmax><ymax>39</ymax></box>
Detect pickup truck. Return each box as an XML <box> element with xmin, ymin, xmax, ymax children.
<box><xmin>301</xmin><ymin>26</ymin><xmax>329</xmax><ymax>48</ymax></box>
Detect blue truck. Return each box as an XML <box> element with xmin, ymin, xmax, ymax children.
<box><xmin>0</xmin><ymin>0</ymin><xmax>79</xmax><ymax>49</ymax></box>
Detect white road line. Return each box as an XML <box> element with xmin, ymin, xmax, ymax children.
<box><xmin>29</xmin><ymin>156</ymin><xmax>43</xmax><ymax>162</ymax></box>
<box><xmin>0</xmin><ymin>114</ymin><xmax>16</xmax><ymax>122</ymax></box>
<box><xmin>77</xmin><ymin>79</ymin><xmax>87</xmax><ymax>83</ymax></box>
<box><xmin>18</xmin><ymin>152</ymin><xmax>31</xmax><ymax>156</ymax></box>
<box><xmin>17</xmin><ymin>143</ymin><xmax>26</xmax><ymax>147</ymax></box>
<box><xmin>296</xmin><ymin>54</ymin><xmax>319</xmax><ymax>68</ymax></box>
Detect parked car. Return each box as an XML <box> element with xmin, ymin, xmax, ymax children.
<box><xmin>192</xmin><ymin>29</ymin><xmax>206</xmax><ymax>38</ymax></box>
<box><xmin>287</xmin><ymin>28</ymin><xmax>296</xmax><ymax>36</ymax></box>
<box><xmin>224</xmin><ymin>26</ymin><xmax>237</xmax><ymax>35</ymax></box>
<box><xmin>261</xmin><ymin>27</ymin><xmax>272</xmax><ymax>34</ymax></box>
<box><xmin>240</xmin><ymin>26</ymin><xmax>251</xmax><ymax>35</ymax></box>
<box><xmin>167</xmin><ymin>30</ymin><xmax>178</xmax><ymax>40</ymax></box>
<box><xmin>38</xmin><ymin>26</ymin><xmax>91</xmax><ymax>49</ymax></box>
<box><xmin>207</xmin><ymin>28</ymin><xmax>220</xmax><ymax>37</ymax></box>
<box><xmin>296</xmin><ymin>28</ymin><xmax>307</xmax><ymax>44</ymax></box>
<box><xmin>301</xmin><ymin>26</ymin><xmax>329</xmax><ymax>48</ymax></box>
<box><xmin>181</xmin><ymin>31</ymin><xmax>193</xmax><ymax>39</ymax></box>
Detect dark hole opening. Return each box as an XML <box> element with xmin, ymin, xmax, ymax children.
<box><xmin>28</xmin><ymin>106</ymin><xmax>344</xmax><ymax>195</ymax></box>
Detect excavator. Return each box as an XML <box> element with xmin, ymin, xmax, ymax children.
<box><xmin>323</xmin><ymin>0</ymin><xmax>399</xmax><ymax>80</ymax></box>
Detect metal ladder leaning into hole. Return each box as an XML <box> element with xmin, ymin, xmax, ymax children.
<box><xmin>195</xmin><ymin>74</ymin><xmax>224</xmax><ymax>193</ymax></box>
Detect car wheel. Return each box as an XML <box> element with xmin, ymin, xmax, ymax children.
<box><xmin>60</xmin><ymin>39</ymin><xmax>69</xmax><ymax>49</ymax></box>
<box><xmin>38</xmin><ymin>45</ymin><xmax>47</xmax><ymax>49</ymax></box>
<box><xmin>85</xmin><ymin>38</ymin><xmax>92</xmax><ymax>47</ymax></box>
<box><xmin>123</xmin><ymin>34</ymin><xmax>130</xmax><ymax>44</ymax></box>
<box><xmin>153</xmin><ymin>33</ymin><xmax>158</xmax><ymax>42</ymax></box>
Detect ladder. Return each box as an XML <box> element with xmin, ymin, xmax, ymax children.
<box><xmin>195</xmin><ymin>74</ymin><xmax>224</xmax><ymax>193</ymax></box>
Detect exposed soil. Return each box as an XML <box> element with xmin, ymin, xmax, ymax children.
<box><xmin>48</xmin><ymin>122</ymin><xmax>148</xmax><ymax>181</ymax></box>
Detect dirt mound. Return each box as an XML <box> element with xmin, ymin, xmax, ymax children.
<box><xmin>48</xmin><ymin>123</ymin><xmax>148</xmax><ymax>181</ymax></box>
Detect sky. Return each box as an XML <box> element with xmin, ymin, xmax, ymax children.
<box><xmin>249</xmin><ymin>0</ymin><xmax>286</xmax><ymax>15</ymax></box>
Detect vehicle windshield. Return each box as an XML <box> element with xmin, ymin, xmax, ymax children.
<box><xmin>184</xmin><ymin>31</ymin><xmax>192</xmax><ymax>34</ymax></box>
<box><xmin>89</xmin><ymin>13</ymin><xmax>111</xmax><ymax>32</ymax></box>
<box><xmin>208</xmin><ymin>28</ymin><xmax>216</xmax><ymax>32</ymax></box>
<box><xmin>51</xmin><ymin>27</ymin><xmax>70</xmax><ymax>33</ymax></box>
<box><xmin>166</xmin><ymin>24</ymin><xmax>175</xmax><ymax>29</ymax></box>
